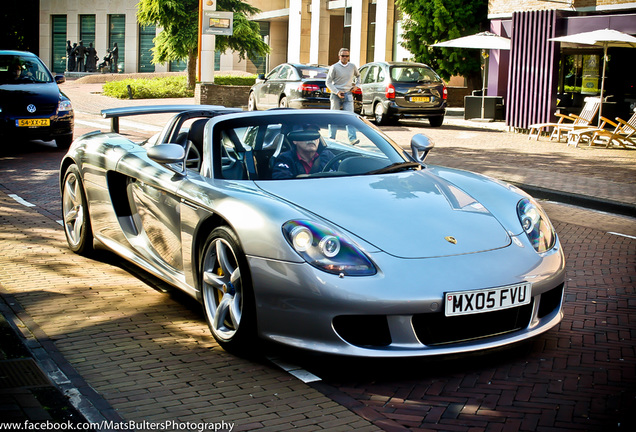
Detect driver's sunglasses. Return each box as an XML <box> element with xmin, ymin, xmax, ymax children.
<box><xmin>340</xmin><ymin>54</ymin><xmax>350</xmax><ymax>57</ymax></box>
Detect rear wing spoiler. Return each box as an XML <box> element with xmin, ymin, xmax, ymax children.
<box><xmin>101</xmin><ymin>105</ymin><xmax>241</xmax><ymax>133</ymax></box>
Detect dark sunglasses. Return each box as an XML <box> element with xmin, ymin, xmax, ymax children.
<box><xmin>340</xmin><ymin>54</ymin><xmax>350</xmax><ymax>57</ymax></box>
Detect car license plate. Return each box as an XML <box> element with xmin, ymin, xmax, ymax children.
<box><xmin>17</xmin><ymin>118</ymin><xmax>50</xmax><ymax>127</ymax></box>
<box><xmin>445</xmin><ymin>283</ymin><xmax>531</xmax><ymax>317</ymax></box>
<box><xmin>411</xmin><ymin>96</ymin><xmax>430</xmax><ymax>103</ymax></box>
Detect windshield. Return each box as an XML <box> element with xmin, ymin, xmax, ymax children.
<box><xmin>0</xmin><ymin>54</ymin><xmax>53</xmax><ymax>84</ymax></box>
<box><xmin>213</xmin><ymin>113</ymin><xmax>417</xmax><ymax>181</ymax></box>
<box><xmin>390</xmin><ymin>66</ymin><xmax>441</xmax><ymax>83</ymax></box>
<box><xmin>299</xmin><ymin>67</ymin><xmax>328</xmax><ymax>79</ymax></box>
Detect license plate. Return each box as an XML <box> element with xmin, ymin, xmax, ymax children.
<box><xmin>445</xmin><ymin>283</ymin><xmax>531</xmax><ymax>317</ymax></box>
<box><xmin>17</xmin><ymin>118</ymin><xmax>50</xmax><ymax>127</ymax></box>
<box><xmin>411</xmin><ymin>96</ymin><xmax>430</xmax><ymax>103</ymax></box>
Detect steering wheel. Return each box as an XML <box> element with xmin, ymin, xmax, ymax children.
<box><xmin>322</xmin><ymin>151</ymin><xmax>360</xmax><ymax>173</ymax></box>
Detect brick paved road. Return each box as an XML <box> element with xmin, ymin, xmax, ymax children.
<box><xmin>0</xmin><ymin>118</ymin><xmax>634</xmax><ymax>431</ymax></box>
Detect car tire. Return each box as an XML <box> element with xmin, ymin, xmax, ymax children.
<box><xmin>429</xmin><ymin>116</ymin><xmax>444</xmax><ymax>127</ymax></box>
<box><xmin>374</xmin><ymin>102</ymin><xmax>389</xmax><ymax>125</ymax></box>
<box><xmin>200</xmin><ymin>226</ymin><xmax>256</xmax><ymax>353</ymax></box>
<box><xmin>56</xmin><ymin>135</ymin><xmax>73</xmax><ymax>149</ymax></box>
<box><xmin>279</xmin><ymin>96</ymin><xmax>288</xmax><ymax>108</ymax></box>
<box><xmin>248</xmin><ymin>92</ymin><xmax>257</xmax><ymax>111</ymax></box>
<box><xmin>61</xmin><ymin>164</ymin><xmax>94</xmax><ymax>256</ymax></box>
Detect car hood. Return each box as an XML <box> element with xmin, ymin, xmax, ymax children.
<box><xmin>255</xmin><ymin>170</ymin><xmax>512</xmax><ymax>258</ymax></box>
<box><xmin>0</xmin><ymin>82</ymin><xmax>62</xmax><ymax>104</ymax></box>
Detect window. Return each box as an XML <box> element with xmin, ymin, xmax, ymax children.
<box><xmin>108</xmin><ymin>14</ymin><xmax>125</xmax><ymax>72</ymax></box>
<box><xmin>0</xmin><ymin>54</ymin><xmax>53</xmax><ymax>84</ymax></box>
<box><xmin>51</xmin><ymin>15</ymin><xmax>67</xmax><ymax>74</ymax></box>
<box><xmin>366</xmin><ymin>0</ymin><xmax>377</xmax><ymax>62</ymax></box>
<box><xmin>169</xmin><ymin>59</ymin><xmax>187</xmax><ymax>72</ymax></box>
<box><xmin>557</xmin><ymin>52</ymin><xmax>601</xmax><ymax>108</ymax></box>
<box><xmin>277</xmin><ymin>65</ymin><xmax>292</xmax><ymax>80</ymax></box>
<box><xmin>390</xmin><ymin>66</ymin><xmax>440</xmax><ymax>83</ymax></box>
<box><xmin>298</xmin><ymin>67</ymin><xmax>327</xmax><ymax>79</ymax></box>
<box><xmin>139</xmin><ymin>24</ymin><xmax>155</xmax><ymax>73</ymax></box>
<box><xmin>79</xmin><ymin>15</ymin><xmax>96</xmax><ymax>46</ymax></box>
<box><xmin>249</xmin><ymin>22</ymin><xmax>269</xmax><ymax>75</ymax></box>
<box><xmin>265</xmin><ymin>65</ymin><xmax>282</xmax><ymax>80</ymax></box>
<box><xmin>363</xmin><ymin>65</ymin><xmax>379</xmax><ymax>84</ymax></box>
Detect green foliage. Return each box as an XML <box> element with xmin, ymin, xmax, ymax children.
<box><xmin>396</xmin><ymin>0</ymin><xmax>488</xmax><ymax>83</ymax></box>
<box><xmin>137</xmin><ymin>0</ymin><xmax>270</xmax><ymax>64</ymax></box>
<box><xmin>0</xmin><ymin>1</ymin><xmax>39</xmax><ymax>51</ymax></box>
<box><xmin>102</xmin><ymin>77</ymin><xmax>192</xmax><ymax>99</ymax></box>
<box><xmin>102</xmin><ymin>75</ymin><xmax>257</xmax><ymax>99</ymax></box>
<box><xmin>214</xmin><ymin>75</ymin><xmax>257</xmax><ymax>86</ymax></box>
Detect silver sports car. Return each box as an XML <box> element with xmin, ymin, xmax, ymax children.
<box><xmin>60</xmin><ymin>106</ymin><xmax>565</xmax><ymax>357</ymax></box>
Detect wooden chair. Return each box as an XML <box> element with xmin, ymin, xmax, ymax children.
<box><xmin>528</xmin><ymin>97</ymin><xmax>601</xmax><ymax>141</ymax></box>
<box><xmin>566</xmin><ymin>117</ymin><xmax>611</xmax><ymax>147</ymax></box>
<box><xmin>567</xmin><ymin>109</ymin><xmax>636</xmax><ymax>148</ymax></box>
<box><xmin>590</xmin><ymin>110</ymin><xmax>636</xmax><ymax>148</ymax></box>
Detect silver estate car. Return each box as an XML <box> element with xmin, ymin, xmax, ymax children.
<box><xmin>60</xmin><ymin>106</ymin><xmax>565</xmax><ymax>357</ymax></box>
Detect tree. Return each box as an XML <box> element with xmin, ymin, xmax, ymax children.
<box><xmin>396</xmin><ymin>0</ymin><xmax>488</xmax><ymax>90</ymax></box>
<box><xmin>137</xmin><ymin>0</ymin><xmax>270</xmax><ymax>89</ymax></box>
<box><xmin>0</xmin><ymin>1</ymin><xmax>39</xmax><ymax>53</ymax></box>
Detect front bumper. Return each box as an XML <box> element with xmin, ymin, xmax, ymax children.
<box><xmin>248</xmin><ymin>239</ymin><xmax>566</xmax><ymax>357</ymax></box>
<box><xmin>0</xmin><ymin>111</ymin><xmax>74</xmax><ymax>142</ymax></box>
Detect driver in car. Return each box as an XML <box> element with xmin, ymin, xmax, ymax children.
<box><xmin>272</xmin><ymin>128</ymin><xmax>335</xmax><ymax>179</ymax></box>
<box><xmin>9</xmin><ymin>63</ymin><xmax>28</xmax><ymax>82</ymax></box>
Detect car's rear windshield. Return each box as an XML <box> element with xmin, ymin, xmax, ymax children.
<box><xmin>299</xmin><ymin>67</ymin><xmax>328</xmax><ymax>79</ymax></box>
<box><xmin>390</xmin><ymin>66</ymin><xmax>442</xmax><ymax>83</ymax></box>
<box><xmin>0</xmin><ymin>54</ymin><xmax>53</xmax><ymax>84</ymax></box>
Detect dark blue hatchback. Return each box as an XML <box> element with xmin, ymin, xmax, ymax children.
<box><xmin>0</xmin><ymin>50</ymin><xmax>74</xmax><ymax>148</ymax></box>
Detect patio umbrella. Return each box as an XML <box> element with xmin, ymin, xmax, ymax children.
<box><xmin>432</xmin><ymin>31</ymin><xmax>511</xmax><ymax>120</ymax></box>
<box><xmin>549</xmin><ymin>29</ymin><xmax>636</xmax><ymax>124</ymax></box>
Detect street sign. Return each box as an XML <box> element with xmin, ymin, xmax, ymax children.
<box><xmin>203</xmin><ymin>11</ymin><xmax>233</xmax><ymax>36</ymax></box>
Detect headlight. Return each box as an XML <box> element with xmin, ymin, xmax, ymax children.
<box><xmin>58</xmin><ymin>99</ymin><xmax>72</xmax><ymax>112</ymax></box>
<box><xmin>516</xmin><ymin>198</ymin><xmax>556</xmax><ymax>253</ymax></box>
<box><xmin>283</xmin><ymin>220</ymin><xmax>376</xmax><ymax>276</ymax></box>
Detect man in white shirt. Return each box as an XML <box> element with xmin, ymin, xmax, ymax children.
<box><xmin>326</xmin><ymin>48</ymin><xmax>360</xmax><ymax>143</ymax></box>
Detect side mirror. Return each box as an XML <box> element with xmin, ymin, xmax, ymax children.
<box><xmin>411</xmin><ymin>134</ymin><xmax>434</xmax><ymax>162</ymax></box>
<box><xmin>55</xmin><ymin>75</ymin><xmax>66</xmax><ymax>84</ymax></box>
<box><xmin>148</xmin><ymin>144</ymin><xmax>187</xmax><ymax>175</ymax></box>
<box><xmin>256</xmin><ymin>73</ymin><xmax>266</xmax><ymax>83</ymax></box>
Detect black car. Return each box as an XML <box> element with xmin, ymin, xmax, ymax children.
<box><xmin>358</xmin><ymin>61</ymin><xmax>447</xmax><ymax>126</ymax></box>
<box><xmin>0</xmin><ymin>50</ymin><xmax>74</xmax><ymax>148</ymax></box>
<box><xmin>247</xmin><ymin>63</ymin><xmax>361</xmax><ymax>112</ymax></box>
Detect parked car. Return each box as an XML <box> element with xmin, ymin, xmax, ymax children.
<box><xmin>0</xmin><ymin>50</ymin><xmax>74</xmax><ymax>148</ymax></box>
<box><xmin>247</xmin><ymin>63</ymin><xmax>361</xmax><ymax>112</ymax></box>
<box><xmin>358</xmin><ymin>61</ymin><xmax>447</xmax><ymax>126</ymax></box>
<box><xmin>60</xmin><ymin>106</ymin><xmax>565</xmax><ymax>357</ymax></box>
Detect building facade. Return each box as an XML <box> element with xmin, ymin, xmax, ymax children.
<box><xmin>38</xmin><ymin>0</ymin><xmax>636</xmax><ymax>129</ymax></box>
<box><xmin>39</xmin><ymin>0</ymin><xmax>407</xmax><ymax>76</ymax></box>
<box><xmin>487</xmin><ymin>0</ymin><xmax>636</xmax><ymax>129</ymax></box>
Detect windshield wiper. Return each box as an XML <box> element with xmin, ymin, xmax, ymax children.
<box><xmin>367</xmin><ymin>162</ymin><xmax>422</xmax><ymax>175</ymax></box>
